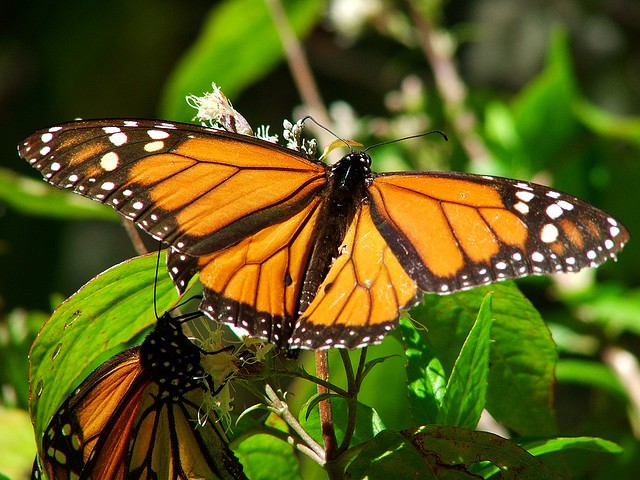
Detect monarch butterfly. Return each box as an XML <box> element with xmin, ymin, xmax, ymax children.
<box><xmin>32</xmin><ymin>310</ymin><xmax>248</xmax><ymax>480</ymax></box>
<box><xmin>19</xmin><ymin>119</ymin><xmax>629</xmax><ymax>350</ymax></box>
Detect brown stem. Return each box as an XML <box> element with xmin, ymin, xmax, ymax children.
<box><xmin>263</xmin><ymin>0</ymin><xmax>333</xmax><ymax>145</ymax></box>
<box><xmin>409</xmin><ymin>4</ymin><xmax>491</xmax><ymax>171</ymax></box>
<box><xmin>122</xmin><ymin>219</ymin><xmax>148</xmax><ymax>256</ymax></box>
<box><xmin>315</xmin><ymin>350</ymin><xmax>338</xmax><ymax>461</ymax></box>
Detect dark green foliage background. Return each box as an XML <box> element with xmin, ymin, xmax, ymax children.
<box><xmin>1</xmin><ymin>0</ymin><xmax>639</xmax><ymax>479</ymax></box>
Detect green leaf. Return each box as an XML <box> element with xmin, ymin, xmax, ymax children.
<box><xmin>511</xmin><ymin>28</ymin><xmax>579</xmax><ymax>174</ymax></box>
<box><xmin>345</xmin><ymin>430</ymin><xmax>431</xmax><ymax>480</ymax></box>
<box><xmin>437</xmin><ymin>293</ymin><xmax>492</xmax><ymax>429</ymax></box>
<box><xmin>575</xmin><ymin>100</ymin><xmax>640</xmax><ymax>147</ymax></box>
<box><xmin>361</xmin><ymin>354</ymin><xmax>400</xmax><ymax>381</ymax></box>
<box><xmin>400</xmin><ymin>316</ymin><xmax>447</xmax><ymax>425</ymax></box>
<box><xmin>405</xmin><ymin>425</ymin><xmax>559</xmax><ymax>480</ymax></box>
<box><xmin>486</xmin><ymin>284</ymin><xmax>557</xmax><ymax>435</ymax></box>
<box><xmin>476</xmin><ymin>436</ymin><xmax>623</xmax><ymax>478</ymax></box>
<box><xmin>520</xmin><ymin>436</ymin><xmax>623</xmax><ymax>456</ymax></box>
<box><xmin>0</xmin><ymin>168</ymin><xmax>117</xmax><ymax>221</ymax></box>
<box><xmin>235</xmin><ymin>414</ymin><xmax>302</xmax><ymax>480</ymax></box>
<box><xmin>299</xmin><ymin>396</ymin><xmax>385</xmax><ymax>448</ymax></box>
<box><xmin>555</xmin><ymin>359</ymin><xmax>626</xmax><ymax>401</ymax></box>
<box><xmin>409</xmin><ymin>282</ymin><xmax>557</xmax><ymax>435</ymax></box>
<box><xmin>29</xmin><ymin>252</ymin><xmax>181</xmax><ymax>454</ymax></box>
<box><xmin>160</xmin><ymin>0</ymin><xmax>324</xmax><ymax>121</ymax></box>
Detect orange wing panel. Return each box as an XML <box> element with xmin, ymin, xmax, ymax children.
<box><xmin>293</xmin><ymin>204</ymin><xmax>418</xmax><ymax>349</ymax></box>
<box><xmin>197</xmin><ymin>198</ymin><xmax>322</xmax><ymax>344</ymax></box>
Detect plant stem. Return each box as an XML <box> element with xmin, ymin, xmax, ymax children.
<box><xmin>409</xmin><ymin>3</ymin><xmax>491</xmax><ymax>172</ymax></box>
<box><xmin>315</xmin><ymin>350</ymin><xmax>338</xmax><ymax>461</ymax></box>
<box><xmin>123</xmin><ymin>219</ymin><xmax>148</xmax><ymax>255</ymax></box>
<box><xmin>263</xmin><ymin>0</ymin><xmax>333</xmax><ymax>144</ymax></box>
<box><xmin>264</xmin><ymin>384</ymin><xmax>326</xmax><ymax>462</ymax></box>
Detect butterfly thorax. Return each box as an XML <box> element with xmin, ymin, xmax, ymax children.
<box><xmin>139</xmin><ymin>315</ymin><xmax>206</xmax><ymax>400</ymax></box>
<box><xmin>330</xmin><ymin>151</ymin><xmax>374</xmax><ymax>204</ymax></box>
<box><xmin>297</xmin><ymin>152</ymin><xmax>374</xmax><ymax>316</ymax></box>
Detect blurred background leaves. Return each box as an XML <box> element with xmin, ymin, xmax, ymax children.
<box><xmin>1</xmin><ymin>0</ymin><xmax>639</xmax><ymax>478</ymax></box>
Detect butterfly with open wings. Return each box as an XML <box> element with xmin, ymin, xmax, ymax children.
<box><xmin>19</xmin><ymin>119</ymin><xmax>629</xmax><ymax>349</ymax></box>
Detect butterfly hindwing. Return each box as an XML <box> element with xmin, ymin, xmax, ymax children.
<box><xmin>292</xmin><ymin>203</ymin><xmax>420</xmax><ymax>349</ymax></box>
<box><xmin>174</xmin><ymin>196</ymin><xmax>324</xmax><ymax>348</ymax></box>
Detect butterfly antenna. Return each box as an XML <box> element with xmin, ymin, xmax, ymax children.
<box><xmin>300</xmin><ymin>116</ymin><xmax>353</xmax><ymax>152</ymax></box>
<box><xmin>364</xmin><ymin>130</ymin><xmax>448</xmax><ymax>152</ymax></box>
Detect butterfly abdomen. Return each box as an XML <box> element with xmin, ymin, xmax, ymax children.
<box><xmin>297</xmin><ymin>152</ymin><xmax>374</xmax><ymax>316</ymax></box>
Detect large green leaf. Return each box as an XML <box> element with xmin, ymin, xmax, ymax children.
<box><xmin>235</xmin><ymin>413</ymin><xmax>302</xmax><ymax>480</ymax></box>
<box><xmin>437</xmin><ymin>294</ymin><xmax>492</xmax><ymax>429</ymax></box>
<box><xmin>29</xmin><ymin>252</ymin><xmax>181</xmax><ymax>454</ymax></box>
<box><xmin>0</xmin><ymin>168</ymin><xmax>117</xmax><ymax>221</ymax></box>
<box><xmin>345</xmin><ymin>430</ymin><xmax>431</xmax><ymax>480</ymax></box>
<box><xmin>407</xmin><ymin>282</ymin><xmax>557</xmax><ymax>435</ymax></box>
<box><xmin>406</xmin><ymin>426</ymin><xmax>558</xmax><ymax>480</ymax></box>
<box><xmin>347</xmin><ymin>427</ymin><xmax>559</xmax><ymax>480</ymax></box>
<box><xmin>160</xmin><ymin>0</ymin><xmax>324</xmax><ymax>121</ymax></box>
<box><xmin>401</xmin><ymin>315</ymin><xmax>447</xmax><ymax>425</ymax></box>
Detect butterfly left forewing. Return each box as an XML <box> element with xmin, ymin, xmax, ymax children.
<box><xmin>19</xmin><ymin>119</ymin><xmax>327</xmax><ymax>257</ymax></box>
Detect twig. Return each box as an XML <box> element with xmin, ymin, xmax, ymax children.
<box><xmin>122</xmin><ymin>219</ymin><xmax>148</xmax><ymax>255</ymax></box>
<box><xmin>315</xmin><ymin>350</ymin><xmax>338</xmax><ymax>461</ymax></box>
<box><xmin>264</xmin><ymin>384</ymin><xmax>326</xmax><ymax>462</ymax></box>
<box><xmin>409</xmin><ymin>4</ymin><xmax>491</xmax><ymax>172</ymax></box>
<box><xmin>263</xmin><ymin>0</ymin><xmax>333</xmax><ymax>144</ymax></box>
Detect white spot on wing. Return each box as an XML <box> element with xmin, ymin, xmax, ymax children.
<box><xmin>546</xmin><ymin>204</ymin><xmax>563</xmax><ymax>219</ymax></box>
<box><xmin>41</xmin><ymin>133</ymin><xmax>53</xmax><ymax>143</ymax></box>
<box><xmin>531</xmin><ymin>251</ymin><xmax>545</xmax><ymax>263</ymax></box>
<box><xmin>147</xmin><ymin>130</ymin><xmax>170</xmax><ymax>140</ymax></box>
<box><xmin>515</xmin><ymin>191</ymin><xmax>535</xmax><ymax>202</ymax></box>
<box><xmin>557</xmin><ymin>200</ymin><xmax>574</xmax><ymax>211</ymax></box>
<box><xmin>514</xmin><ymin>202</ymin><xmax>529</xmax><ymax>215</ymax></box>
<box><xmin>540</xmin><ymin>224</ymin><xmax>559</xmax><ymax>243</ymax></box>
<box><xmin>109</xmin><ymin>132</ymin><xmax>128</xmax><ymax>146</ymax></box>
<box><xmin>100</xmin><ymin>152</ymin><xmax>119</xmax><ymax>171</ymax></box>
<box><xmin>515</xmin><ymin>182</ymin><xmax>533</xmax><ymax>191</ymax></box>
<box><xmin>144</xmin><ymin>141</ymin><xmax>164</xmax><ymax>152</ymax></box>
